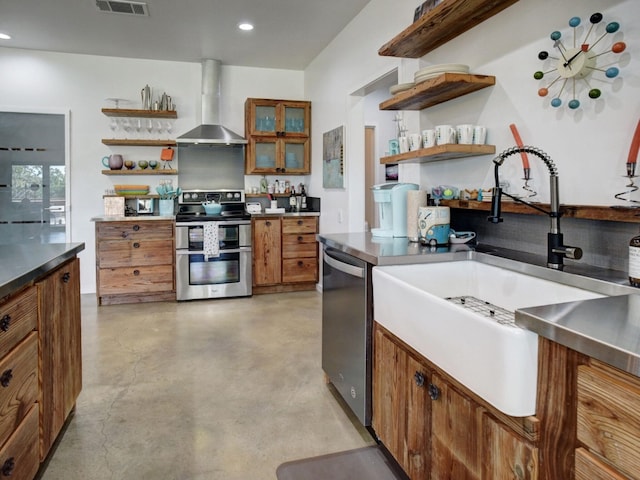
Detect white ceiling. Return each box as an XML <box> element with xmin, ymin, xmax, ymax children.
<box><xmin>0</xmin><ymin>0</ymin><xmax>372</xmax><ymax>70</ymax></box>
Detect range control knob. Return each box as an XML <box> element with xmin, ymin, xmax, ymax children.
<box><xmin>234</xmin><ymin>192</ymin><xmax>240</xmax><ymax>199</ymax></box>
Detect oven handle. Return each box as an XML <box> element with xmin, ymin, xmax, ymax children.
<box><xmin>176</xmin><ymin>246</ymin><xmax>252</xmax><ymax>255</ymax></box>
<box><xmin>176</xmin><ymin>220</ymin><xmax>251</xmax><ymax>227</ymax></box>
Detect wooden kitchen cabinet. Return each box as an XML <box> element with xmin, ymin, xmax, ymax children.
<box><xmin>244</xmin><ymin>98</ymin><xmax>311</xmax><ymax>174</ymax></box>
<box><xmin>372</xmin><ymin>325</ymin><xmax>431</xmax><ymax>480</ymax></box>
<box><xmin>0</xmin><ymin>287</ymin><xmax>39</xmax><ymax>479</ymax></box>
<box><xmin>37</xmin><ymin>257</ymin><xmax>82</xmax><ymax>461</ymax></box>
<box><xmin>95</xmin><ymin>220</ymin><xmax>175</xmax><ymax>305</ymax></box>
<box><xmin>253</xmin><ymin>216</ymin><xmax>282</xmax><ymax>286</ymax></box>
<box><xmin>252</xmin><ymin>216</ymin><xmax>318</xmax><ymax>294</ymax></box>
<box><xmin>373</xmin><ymin>322</ymin><xmax>538</xmax><ymax>480</ymax></box>
<box><xmin>576</xmin><ymin>359</ymin><xmax>640</xmax><ymax>480</ymax></box>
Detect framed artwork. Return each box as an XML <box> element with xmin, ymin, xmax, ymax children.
<box><xmin>323</xmin><ymin>125</ymin><xmax>345</xmax><ymax>189</ymax></box>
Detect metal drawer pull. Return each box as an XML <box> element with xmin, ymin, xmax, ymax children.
<box><xmin>297</xmin><ymin>220</ymin><xmax>303</xmax><ymax>225</ymax></box>
<box><xmin>133</xmin><ymin>224</ymin><xmax>140</xmax><ymax>231</ymax></box>
<box><xmin>266</xmin><ymin>221</ymin><xmax>271</xmax><ymax>227</ymax></box>
<box><xmin>414</xmin><ymin>371</ymin><xmax>425</xmax><ymax>387</ymax></box>
<box><xmin>0</xmin><ymin>369</ymin><xmax>13</xmax><ymax>387</ymax></box>
<box><xmin>0</xmin><ymin>315</ymin><xmax>10</xmax><ymax>332</ymax></box>
<box><xmin>428</xmin><ymin>383</ymin><xmax>441</xmax><ymax>401</ymax></box>
<box><xmin>133</xmin><ymin>242</ymin><xmax>140</xmax><ymax>248</ymax></box>
<box><xmin>297</xmin><ymin>236</ymin><xmax>303</xmax><ymax>242</ymax></box>
<box><xmin>62</xmin><ymin>272</ymin><xmax>71</xmax><ymax>283</ymax></box>
<box><xmin>133</xmin><ymin>270</ymin><xmax>140</xmax><ymax>276</ymax></box>
<box><xmin>297</xmin><ymin>261</ymin><xmax>304</xmax><ymax>267</ymax></box>
<box><xmin>1</xmin><ymin>457</ymin><xmax>14</xmax><ymax>476</ymax></box>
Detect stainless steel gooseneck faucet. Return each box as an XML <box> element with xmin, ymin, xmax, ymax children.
<box><xmin>487</xmin><ymin>145</ymin><xmax>583</xmax><ymax>270</ymax></box>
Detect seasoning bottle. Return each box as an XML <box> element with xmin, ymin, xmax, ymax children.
<box><xmin>629</xmin><ymin>229</ymin><xmax>640</xmax><ymax>287</ymax></box>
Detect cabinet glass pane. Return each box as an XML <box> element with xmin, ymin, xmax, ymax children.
<box><xmin>284</xmin><ymin>107</ymin><xmax>305</xmax><ymax>133</ymax></box>
<box><xmin>255</xmin><ymin>142</ymin><xmax>277</xmax><ymax>169</ymax></box>
<box><xmin>255</xmin><ymin>106</ymin><xmax>276</xmax><ymax>132</ymax></box>
<box><xmin>284</xmin><ymin>143</ymin><xmax>304</xmax><ymax>170</ymax></box>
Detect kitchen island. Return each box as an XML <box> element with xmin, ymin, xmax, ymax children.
<box><xmin>319</xmin><ymin>232</ymin><xmax>640</xmax><ymax>479</ymax></box>
<box><xmin>0</xmin><ymin>242</ymin><xmax>84</xmax><ymax>479</ymax></box>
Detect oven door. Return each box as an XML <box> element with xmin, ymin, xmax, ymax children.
<box><xmin>176</xmin><ymin>220</ymin><xmax>251</xmax><ymax>250</ymax></box>
<box><xmin>176</xmin><ymin>248</ymin><xmax>252</xmax><ymax>300</ymax></box>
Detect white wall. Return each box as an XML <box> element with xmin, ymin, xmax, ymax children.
<box><xmin>0</xmin><ymin>48</ymin><xmax>304</xmax><ymax>294</ymax></box>
<box><xmin>306</xmin><ymin>0</ymin><xmax>640</xmax><ymax>235</ymax></box>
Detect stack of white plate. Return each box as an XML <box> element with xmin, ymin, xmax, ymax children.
<box><xmin>414</xmin><ymin>63</ymin><xmax>469</xmax><ymax>84</ymax></box>
<box><xmin>389</xmin><ymin>82</ymin><xmax>415</xmax><ymax>95</ymax></box>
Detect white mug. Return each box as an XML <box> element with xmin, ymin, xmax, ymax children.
<box><xmin>398</xmin><ymin>136</ymin><xmax>409</xmax><ymax>154</ymax></box>
<box><xmin>435</xmin><ymin>125</ymin><xmax>456</xmax><ymax>145</ymax></box>
<box><xmin>408</xmin><ymin>133</ymin><xmax>422</xmax><ymax>151</ymax></box>
<box><xmin>473</xmin><ymin>125</ymin><xmax>487</xmax><ymax>145</ymax></box>
<box><xmin>422</xmin><ymin>129</ymin><xmax>436</xmax><ymax>148</ymax></box>
<box><xmin>456</xmin><ymin>124</ymin><xmax>474</xmax><ymax>144</ymax></box>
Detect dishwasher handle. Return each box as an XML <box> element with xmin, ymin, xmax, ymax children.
<box><xmin>324</xmin><ymin>249</ymin><xmax>365</xmax><ymax>278</ymax></box>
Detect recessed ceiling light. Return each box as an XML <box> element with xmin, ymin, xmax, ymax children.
<box><xmin>238</xmin><ymin>23</ymin><xmax>254</xmax><ymax>31</ymax></box>
<box><xmin>0</xmin><ymin>33</ymin><xmax>11</xmax><ymax>40</ymax></box>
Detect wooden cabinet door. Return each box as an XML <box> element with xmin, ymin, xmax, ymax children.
<box><xmin>252</xmin><ymin>217</ymin><xmax>281</xmax><ymax>286</ymax></box>
<box><xmin>372</xmin><ymin>325</ymin><xmax>430</xmax><ymax>480</ymax></box>
<box><xmin>430</xmin><ymin>372</ymin><xmax>483</xmax><ymax>480</ymax></box>
<box><xmin>38</xmin><ymin>257</ymin><xmax>82</xmax><ymax>460</ymax></box>
<box><xmin>483</xmin><ymin>412</ymin><xmax>538</xmax><ymax>479</ymax></box>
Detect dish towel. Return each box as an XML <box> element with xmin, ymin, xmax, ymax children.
<box><xmin>203</xmin><ymin>222</ymin><xmax>219</xmax><ymax>260</ymax></box>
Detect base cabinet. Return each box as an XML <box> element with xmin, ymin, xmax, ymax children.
<box><xmin>373</xmin><ymin>323</ymin><xmax>537</xmax><ymax>480</ymax></box>
<box><xmin>37</xmin><ymin>257</ymin><xmax>82</xmax><ymax>461</ymax></box>
<box><xmin>252</xmin><ymin>216</ymin><xmax>318</xmax><ymax>293</ymax></box>
<box><xmin>95</xmin><ymin>220</ymin><xmax>175</xmax><ymax>305</ymax></box>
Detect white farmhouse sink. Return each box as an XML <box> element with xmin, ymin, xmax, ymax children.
<box><xmin>372</xmin><ymin>260</ymin><xmax>605</xmax><ymax>417</ymax></box>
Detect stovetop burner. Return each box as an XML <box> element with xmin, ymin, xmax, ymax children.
<box><xmin>176</xmin><ymin>189</ymin><xmax>250</xmax><ymax>222</ymax></box>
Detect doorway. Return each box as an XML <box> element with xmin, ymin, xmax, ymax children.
<box><xmin>364</xmin><ymin>126</ymin><xmax>376</xmax><ymax>231</ymax></box>
<box><xmin>0</xmin><ymin>111</ymin><xmax>67</xmax><ymax>244</ymax></box>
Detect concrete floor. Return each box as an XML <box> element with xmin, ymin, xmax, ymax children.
<box><xmin>39</xmin><ymin>291</ymin><xmax>374</xmax><ymax>480</ymax></box>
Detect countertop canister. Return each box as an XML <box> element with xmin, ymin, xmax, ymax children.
<box><xmin>407</xmin><ymin>189</ymin><xmax>428</xmax><ymax>242</ymax></box>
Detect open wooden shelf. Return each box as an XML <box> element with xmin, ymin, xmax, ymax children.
<box><xmin>380</xmin><ymin>144</ymin><xmax>495</xmax><ymax>165</ymax></box>
<box><xmin>442</xmin><ymin>199</ymin><xmax>640</xmax><ymax>224</ymax></box>
<box><xmin>380</xmin><ymin>74</ymin><xmax>495</xmax><ymax>111</ymax></box>
<box><xmin>378</xmin><ymin>0</ymin><xmax>520</xmax><ymax>58</ymax></box>
<box><xmin>101</xmin><ymin>108</ymin><xmax>177</xmax><ymax>118</ymax></box>
<box><xmin>101</xmin><ymin>139</ymin><xmax>177</xmax><ymax>147</ymax></box>
<box><xmin>101</xmin><ymin>169</ymin><xmax>177</xmax><ymax>175</ymax></box>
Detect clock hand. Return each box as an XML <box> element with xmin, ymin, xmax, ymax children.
<box><xmin>563</xmin><ymin>50</ymin><xmax>582</xmax><ymax>68</ymax></box>
<box><xmin>553</xmin><ymin>40</ymin><xmax>570</xmax><ymax>64</ymax></box>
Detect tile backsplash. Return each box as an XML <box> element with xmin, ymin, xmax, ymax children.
<box><xmin>451</xmin><ymin>209</ymin><xmax>637</xmax><ymax>273</ymax></box>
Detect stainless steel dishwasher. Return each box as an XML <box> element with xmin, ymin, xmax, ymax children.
<box><xmin>322</xmin><ymin>246</ymin><xmax>373</xmax><ymax>426</ymax></box>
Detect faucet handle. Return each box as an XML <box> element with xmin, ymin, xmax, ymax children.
<box><xmin>553</xmin><ymin>245</ymin><xmax>583</xmax><ymax>260</ymax></box>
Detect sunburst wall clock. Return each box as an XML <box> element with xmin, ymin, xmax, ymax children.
<box><xmin>533</xmin><ymin>12</ymin><xmax>626</xmax><ymax>110</ymax></box>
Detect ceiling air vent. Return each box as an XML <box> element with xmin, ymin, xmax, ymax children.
<box><xmin>95</xmin><ymin>0</ymin><xmax>149</xmax><ymax>16</ymax></box>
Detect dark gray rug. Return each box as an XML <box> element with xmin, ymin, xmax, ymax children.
<box><xmin>276</xmin><ymin>445</ymin><xmax>407</xmax><ymax>480</ymax></box>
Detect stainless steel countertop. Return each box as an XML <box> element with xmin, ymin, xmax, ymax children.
<box><xmin>91</xmin><ymin>215</ymin><xmax>175</xmax><ymax>222</ymax></box>
<box><xmin>0</xmin><ymin>243</ymin><xmax>85</xmax><ymax>298</ymax></box>
<box><xmin>251</xmin><ymin>211</ymin><xmax>320</xmax><ymax>218</ymax></box>
<box><xmin>319</xmin><ymin>231</ymin><xmax>640</xmax><ymax>378</ymax></box>
<box><xmin>517</xmin><ymin>295</ymin><xmax>640</xmax><ymax>377</ymax></box>
<box><xmin>318</xmin><ymin>231</ymin><xmax>472</xmax><ymax>265</ymax></box>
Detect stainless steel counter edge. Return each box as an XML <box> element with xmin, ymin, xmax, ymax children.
<box><xmin>250</xmin><ymin>211</ymin><xmax>320</xmax><ymax>217</ymax></box>
<box><xmin>91</xmin><ymin>215</ymin><xmax>176</xmax><ymax>222</ymax></box>
<box><xmin>1</xmin><ymin>243</ymin><xmax>85</xmax><ymax>299</ymax></box>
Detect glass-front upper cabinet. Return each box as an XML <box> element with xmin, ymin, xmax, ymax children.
<box><xmin>245</xmin><ymin>98</ymin><xmax>311</xmax><ymax>174</ymax></box>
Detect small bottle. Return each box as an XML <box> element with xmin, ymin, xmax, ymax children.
<box><xmin>629</xmin><ymin>229</ymin><xmax>640</xmax><ymax>287</ymax></box>
<box><xmin>300</xmin><ymin>184</ymin><xmax>307</xmax><ymax>210</ymax></box>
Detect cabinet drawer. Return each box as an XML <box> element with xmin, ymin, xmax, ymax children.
<box><xmin>0</xmin><ymin>287</ymin><xmax>37</xmax><ymax>360</ymax></box>
<box><xmin>98</xmin><ymin>265</ymin><xmax>174</xmax><ymax>295</ymax></box>
<box><xmin>96</xmin><ymin>220</ymin><xmax>174</xmax><ymax>241</ymax></box>
<box><xmin>577</xmin><ymin>362</ymin><xmax>640</xmax><ymax>479</ymax></box>
<box><xmin>0</xmin><ymin>333</ymin><xmax>37</xmax><ymax>448</ymax></box>
<box><xmin>282</xmin><ymin>233</ymin><xmax>317</xmax><ymax>258</ymax></box>
<box><xmin>97</xmin><ymin>239</ymin><xmax>174</xmax><ymax>267</ymax></box>
<box><xmin>0</xmin><ymin>403</ymin><xmax>39</xmax><ymax>480</ymax></box>
<box><xmin>282</xmin><ymin>258</ymin><xmax>318</xmax><ymax>283</ymax></box>
<box><xmin>575</xmin><ymin>447</ymin><xmax>628</xmax><ymax>480</ymax></box>
<box><xmin>282</xmin><ymin>217</ymin><xmax>317</xmax><ymax>234</ymax></box>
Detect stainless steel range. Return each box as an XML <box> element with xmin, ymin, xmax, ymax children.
<box><xmin>175</xmin><ymin>189</ymin><xmax>252</xmax><ymax>301</ymax></box>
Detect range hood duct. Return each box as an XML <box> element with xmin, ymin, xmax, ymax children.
<box><xmin>177</xmin><ymin>59</ymin><xmax>247</xmax><ymax>145</ymax></box>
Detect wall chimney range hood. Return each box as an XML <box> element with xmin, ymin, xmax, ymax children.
<box><xmin>177</xmin><ymin>59</ymin><xmax>247</xmax><ymax>145</ymax></box>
